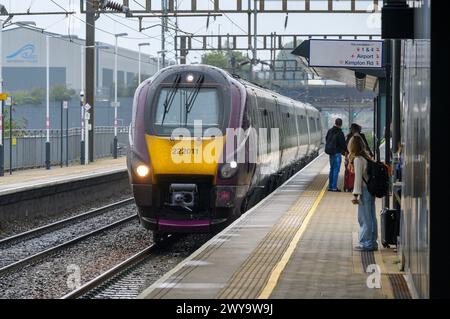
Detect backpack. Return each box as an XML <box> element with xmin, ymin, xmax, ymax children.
<box><xmin>363</xmin><ymin>158</ymin><xmax>390</xmax><ymax>198</ymax></box>
<box><xmin>325</xmin><ymin>131</ymin><xmax>338</xmax><ymax>155</ymax></box>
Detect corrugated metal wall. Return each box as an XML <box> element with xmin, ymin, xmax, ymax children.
<box><xmin>399</xmin><ymin>0</ymin><xmax>431</xmax><ymax>299</ymax></box>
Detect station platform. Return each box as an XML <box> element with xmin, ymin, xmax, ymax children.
<box><xmin>0</xmin><ymin>157</ymin><xmax>126</xmax><ymax>196</ymax></box>
<box><xmin>139</xmin><ymin>153</ymin><xmax>411</xmax><ymax>299</ymax></box>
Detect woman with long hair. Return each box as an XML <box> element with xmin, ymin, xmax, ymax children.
<box><xmin>344</xmin><ymin>123</ymin><xmax>374</xmax><ymax>192</ymax></box>
<box><xmin>348</xmin><ymin>135</ymin><xmax>378</xmax><ymax>251</ymax></box>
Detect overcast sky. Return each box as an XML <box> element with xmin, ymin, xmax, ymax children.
<box><xmin>1</xmin><ymin>0</ymin><xmax>381</xmax><ymax>62</ymax></box>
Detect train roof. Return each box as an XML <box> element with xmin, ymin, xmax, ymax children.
<box><xmin>145</xmin><ymin>64</ymin><xmax>319</xmax><ymax>114</ymax></box>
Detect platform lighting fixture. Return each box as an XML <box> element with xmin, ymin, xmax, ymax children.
<box><xmin>113</xmin><ymin>32</ymin><xmax>128</xmax><ymax>159</ymax></box>
<box><xmin>157</xmin><ymin>50</ymin><xmax>168</xmax><ymax>71</ymax></box>
<box><xmin>10</xmin><ymin>21</ymin><xmax>36</xmax><ymax>26</ymax></box>
<box><xmin>138</xmin><ymin>42</ymin><xmax>150</xmax><ymax>84</ymax></box>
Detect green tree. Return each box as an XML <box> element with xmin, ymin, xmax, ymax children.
<box><xmin>12</xmin><ymin>87</ymin><xmax>44</xmax><ymax>105</ymax></box>
<box><xmin>201</xmin><ymin>51</ymin><xmax>228</xmax><ymax>69</ymax></box>
<box><xmin>50</xmin><ymin>85</ymin><xmax>76</xmax><ymax>102</ymax></box>
<box><xmin>3</xmin><ymin>107</ymin><xmax>26</xmax><ymax>135</ymax></box>
<box><xmin>201</xmin><ymin>50</ymin><xmax>252</xmax><ymax>83</ymax></box>
<box><xmin>30</xmin><ymin>87</ymin><xmax>44</xmax><ymax>103</ymax></box>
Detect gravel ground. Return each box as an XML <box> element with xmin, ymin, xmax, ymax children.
<box><xmin>0</xmin><ymin>191</ymin><xmax>132</xmax><ymax>240</ymax></box>
<box><xmin>86</xmin><ymin>233</ymin><xmax>212</xmax><ymax>299</ymax></box>
<box><xmin>0</xmin><ymin>217</ymin><xmax>149</xmax><ymax>299</ymax></box>
<box><xmin>0</xmin><ymin>204</ymin><xmax>136</xmax><ymax>269</ymax></box>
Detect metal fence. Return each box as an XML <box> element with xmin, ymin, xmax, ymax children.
<box><xmin>2</xmin><ymin>126</ymin><xmax>129</xmax><ymax>171</ymax></box>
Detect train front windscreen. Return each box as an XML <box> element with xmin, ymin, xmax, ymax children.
<box><xmin>152</xmin><ymin>87</ymin><xmax>223</xmax><ymax>136</ymax></box>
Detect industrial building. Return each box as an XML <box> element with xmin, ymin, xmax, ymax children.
<box><xmin>1</xmin><ymin>26</ymin><xmax>159</xmax><ymax>98</ymax></box>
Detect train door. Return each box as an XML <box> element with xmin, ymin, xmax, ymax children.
<box><xmin>305</xmin><ymin>109</ymin><xmax>312</xmax><ymax>156</ymax></box>
<box><xmin>296</xmin><ymin>104</ymin><xmax>308</xmax><ymax>159</ymax></box>
<box><xmin>271</xmin><ymin>96</ymin><xmax>282</xmax><ymax>174</ymax></box>
<box><xmin>246</xmin><ymin>88</ymin><xmax>260</xmax><ymax>187</ymax></box>
<box><xmin>293</xmin><ymin>101</ymin><xmax>301</xmax><ymax>161</ymax></box>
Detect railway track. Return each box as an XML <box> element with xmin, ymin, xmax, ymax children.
<box><xmin>62</xmin><ymin>235</ymin><xmax>175</xmax><ymax>299</ymax></box>
<box><xmin>0</xmin><ymin>199</ymin><xmax>137</xmax><ymax>276</ymax></box>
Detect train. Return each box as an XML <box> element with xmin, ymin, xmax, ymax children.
<box><xmin>127</xmin><ymin>64</ymin><xmax>321</xmax><ymax>241</ymax></box>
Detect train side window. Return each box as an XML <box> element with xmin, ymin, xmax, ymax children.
<box><xmin>309</xmin><ymin>117</ymin><xmax>315</xmax><ymax>133</ymax></box>
<box><xmin>268</xmin><ymin>110</ymin><xmax>275</xmax><ymax>147</ymax></box>
<box><xmin>306</xmin><ymin>117</ymin><xmax>309</xmax><ymax>134</ymax></box>
<box><xmin>297</xmin><ymin>115</ymin><xmax>303</xmax><ymax>136</ymax></box>
<box><xmin>300</xmin><ymin>115</ymin><xmax>306</xmax><ymax>135</ymax></box>
<box><xmin>260</xmin><ymin>109</ymin><xmax>269</xmax><ymax>131</ymax></box>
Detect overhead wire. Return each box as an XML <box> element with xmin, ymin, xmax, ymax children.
<box><xmin>49</xmin><ymin>0</ymin><xmax>68</xmax><ymax>13</ymax></box>
<box><xmin>44</xmin><ymin>0</ymin><xmax>216</xmax><ymax>62</ymax></box>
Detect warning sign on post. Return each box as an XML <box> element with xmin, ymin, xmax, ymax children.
<box><xmin>309</xmin><ymin>39</ymin><xmax>383</xmax><ymax>69</ymax></box>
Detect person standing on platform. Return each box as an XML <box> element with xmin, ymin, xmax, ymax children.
<box><xmin>325</xmin><ymin>118</ymin><xmax>347</xmax><ymax>192</ymax></box>
<box><xmin>344</xmin><ymin>123</ymin><xmax>374</xmax><ymax>192</ymax></box>
<box><xmin>349</xmin><ymin>135</ymin><xmax>378</xmax><ymax>251</ymax></box>
<box><xmin>345</xmin><ymin>123</ymin><xmax>373</xmax><ymax>157</ymax></box>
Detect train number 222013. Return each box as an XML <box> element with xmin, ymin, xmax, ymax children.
<box><xmin>171</xmin><ymin>147</ymin><xmax>199</xmax><ymax>155</ymax></box>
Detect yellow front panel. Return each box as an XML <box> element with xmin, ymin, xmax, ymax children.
<box><xmin>146</xmin><ymin>135</ymin><xmax>225</xmax><ymax>183</ymax></box>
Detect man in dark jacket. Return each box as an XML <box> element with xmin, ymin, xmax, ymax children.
<box><xmin>325</xmin><ymin>118</ymin><xmax>346</xmax><ymax>192</ymax></box>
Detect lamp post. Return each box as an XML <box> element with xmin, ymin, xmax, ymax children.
<box><xmin>80</xmin><ymin>46</ymin><xmax>86</xmax><ymax>165</ymax></box>
<box><xmin>138</xmin><ymin>43</ymin><xmax>150</xmax><ymax>84</ymax></box>
<box><xmin>157</xmin><ymin>50</ymin><xmax>167</xmax><ymax>71</ymax></box>
<box><xmin>113</xmin><ymin>33</ymin><xmax>127</xmax><ymax>159</ymax></box>
<box><xmin>45</xmin><ymin>35</ymin><xmax>50</xmax><ymax>169</ymax></box>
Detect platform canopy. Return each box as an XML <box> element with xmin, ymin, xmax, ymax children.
<box><xmin>291</xmin><ymin>40</ymin><xmax>386</xmax><ymax>92</ymax></box>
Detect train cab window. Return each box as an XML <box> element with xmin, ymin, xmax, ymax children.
<box><xmin>153</xmin><ymin>87</ymin><xmax>221</xmax><ymax>135</ymax></box>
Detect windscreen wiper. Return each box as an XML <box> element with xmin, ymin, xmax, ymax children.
<box><xmin>160</xmin><ymin>74</ymin><xmax>182</xmax><ymax>125</ymax></box>
<box><xmin>184</xmin><ymin>75</ymin><xmax>205</xmax><ymax>125</ymax></box>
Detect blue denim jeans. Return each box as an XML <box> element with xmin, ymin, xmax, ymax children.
<box><xmin>358</xmin><ymin>185</ymin><xmax>378</xmax><ymax>250</ymax></box>
<box><xmin>328</xmin><ymin>153</ymin><xmax>342</xmax><ymax>190</ymax></box>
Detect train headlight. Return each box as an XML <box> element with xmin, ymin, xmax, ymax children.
<box><xmin>186</xmin><ymin>74</ymin><xmax>194</xmax><ymax>82</ymax></box>
<box><xmin>220</xmin><ymin>161</ymin><xmax>238</xmax><ymax>179</ymax></box>
<box><xmin>136</xmin><ymin>165</ymin><xmax>150</xmax><ymax>177</ymax></box>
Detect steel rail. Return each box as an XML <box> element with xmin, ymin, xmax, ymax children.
<box><xmin>0</xmin><ymin>198</ymin><xmax>134</xmax><ymax>246</ymax></box>
<box><xmin>61</xmin><ymin>244</ymin><xmax>157</xmax><ymax>299</ymax></box>
<box><xmin>0</xmin><ymin>215</ymin><xmax>138</xmax><ymax>276</ymax></box>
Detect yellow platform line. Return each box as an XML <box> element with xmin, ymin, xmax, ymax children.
<box><xmin>258</xmin><ymin>180</ymin><xmax>328</xmax><ymax>299</ymax></box>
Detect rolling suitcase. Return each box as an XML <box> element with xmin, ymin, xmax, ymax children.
<box><xmin>380</xmin><ymin>208</ymin><xmax>400</xmax><ymax>248</ymax></box>
<box><xmin>344</xmin><ymin>168</ymin><xmax>355</xmax><ymax>192</ymax></box>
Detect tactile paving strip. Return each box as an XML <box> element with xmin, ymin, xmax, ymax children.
<box><xmin>388</xmin><ymin>274</ymin><xmax>412</xmax><ymax>299</ymax></box>
<box><xmin>361</xmin><ymin>251</ymin><xmax>376</xmax><ymax>272</ymax></box>
<box><xmin>216</xmin><ymin>172</ymin><xmax>328</xmax><ymax>299</ymax></box>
